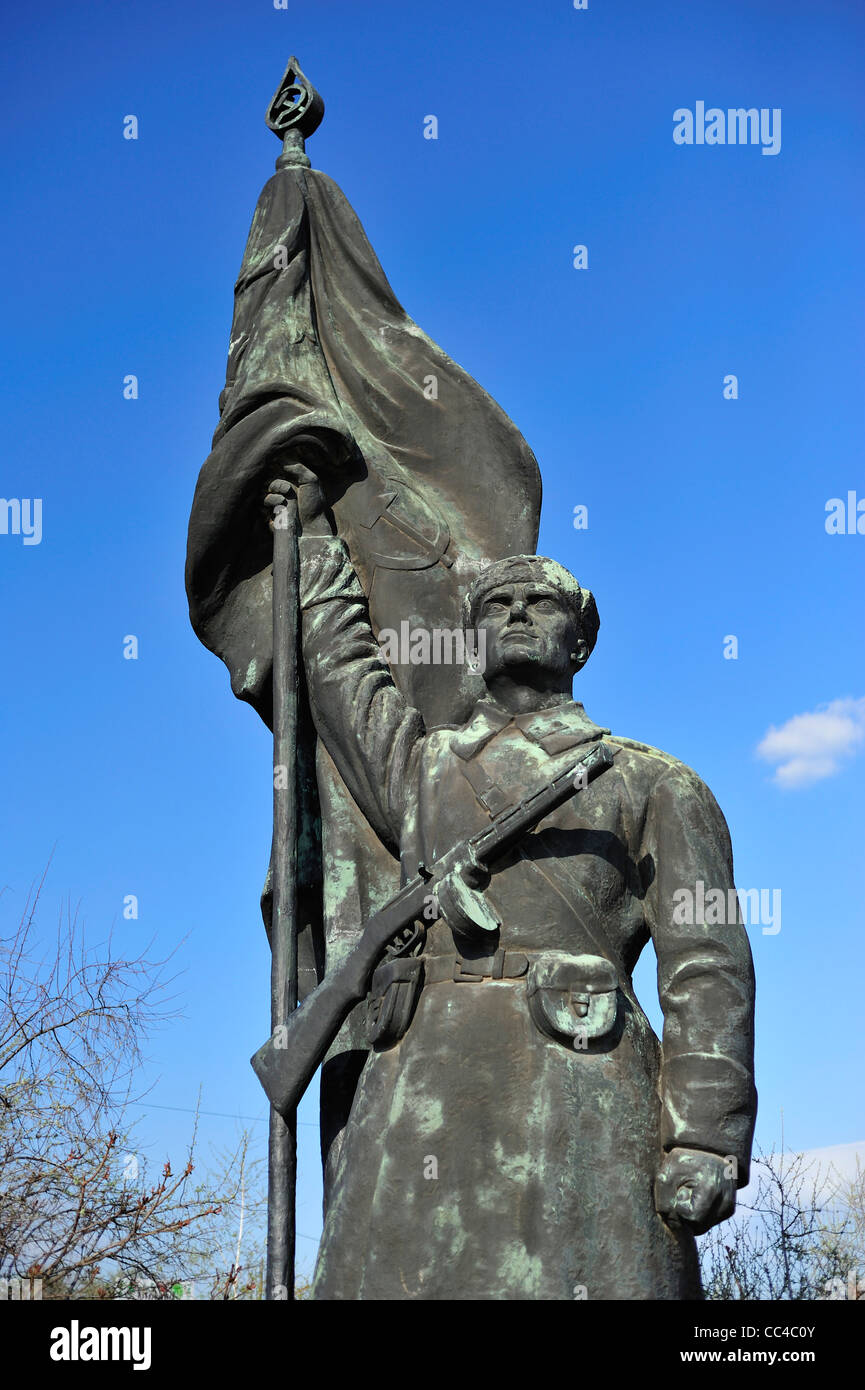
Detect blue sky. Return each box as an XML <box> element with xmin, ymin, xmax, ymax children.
<box><xmin>1</xmin><ymin>0</ymin><xmax>863</xmax><ymax>1281</ymax></box>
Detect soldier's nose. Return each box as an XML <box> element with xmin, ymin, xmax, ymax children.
<box><xmin>507</xmin><ymin>601</ymin><xmax>529</xmax><ymax>622</ymax></box>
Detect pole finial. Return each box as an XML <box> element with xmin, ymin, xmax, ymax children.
<box><xmin>266</xmin><ymin>56</ymin><xmax>324</xmax><ymax>141</ymax></box>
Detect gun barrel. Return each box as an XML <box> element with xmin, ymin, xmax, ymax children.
<box><xmin>472</xmin><ymin>742</ymin><xmax>615</xmax><ymax>866</ymax></box>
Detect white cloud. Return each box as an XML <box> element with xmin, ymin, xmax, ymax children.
<box><xmin>740</xmin><ymin>1141</ymin><xmax>865</xmax><ymax>1205</ymax></box>
<box><xmin>756</xmin><ymin>697</ymin><xmax>865</xmax><ymax>788</ymax></box>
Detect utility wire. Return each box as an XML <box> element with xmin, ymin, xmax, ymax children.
<box><xmin>128</xmin><ymin>1100</ymin><xmax>317</xmax><ymax>1126</ymax></box>
<box><xmin>127</xmin><ymin>1103</ymin><xmax>322</xmax><ymax>1243</ymax></box>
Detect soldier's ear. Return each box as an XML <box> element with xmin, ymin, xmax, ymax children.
<box><xmin>570</xmin><ymin>638</ymin><xmax>589</xmax><ymax>673</ymax></box>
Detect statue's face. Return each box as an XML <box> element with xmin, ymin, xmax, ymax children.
<box><xmin>475</xmin><ymin>581</ymin><xmax>584</xmax><ymax>686</ymax></box>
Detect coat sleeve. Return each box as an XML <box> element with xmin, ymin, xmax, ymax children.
<box><xmin>298</xmin><ymin>535</ymin><xmax>424</xmax><ymax>852</ymax></box>
<box><xmin>641</xmin><ymin>761</ymin><xmax>757</xmax><ymax>1187</ymax></box>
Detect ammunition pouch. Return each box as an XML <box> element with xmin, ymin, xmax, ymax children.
<box><xmin>367</xmin><ymin>955</ymin><xmax>425</xmax><ymax>1049</ymax></box>
<box><xmin>527</xmin><ymin>951</ymin><xmax>619</xmax><ymax>1048</ymax></box>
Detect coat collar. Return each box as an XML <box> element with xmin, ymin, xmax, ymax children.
<box><xmin>449</xmin><ymin>697</ymin><xmax>610</xmax><ymax>762</ymax></box>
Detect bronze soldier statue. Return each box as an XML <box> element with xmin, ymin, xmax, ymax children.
<box><xmin>259</xmin><ymin>464</ymin><xmax>757</xmax><ymax>1301</ymax></box>
<box><xmin>188</xmin><ymin>59</ymin><xmax>756</xmax><ymax>1302</ymax></box>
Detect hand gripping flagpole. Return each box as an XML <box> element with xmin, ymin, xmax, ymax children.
<box><xmin>263</xmin><ymin>55</ymin><xmax>325</xmax><ymax>1305</ymax></box>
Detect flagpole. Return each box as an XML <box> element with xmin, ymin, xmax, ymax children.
<box><xmin>260</xmin><ymin>57</ymin><xmax>324</xmax><ymax>1305</ymax></box>
<box><xmin>267</xmin><ymin>491</ymin><xmax>299</xmax><ymax>1300</ymax></box>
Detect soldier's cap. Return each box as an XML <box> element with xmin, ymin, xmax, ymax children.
<box><xmin>463</xmin><ymin>555</ymin><xmax>599</xmax><ymax>656</ymax></box>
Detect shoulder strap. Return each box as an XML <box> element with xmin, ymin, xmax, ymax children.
<box><xmin>458</xmin><ymin>757</ymin><xmax>513</xmax><ymax>817</ymax></box>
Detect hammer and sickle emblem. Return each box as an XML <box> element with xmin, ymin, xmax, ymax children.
<box><xmin>354</xmin><ymin>479</ymin><xmax>453</xmax><ymax>571</ymax></box>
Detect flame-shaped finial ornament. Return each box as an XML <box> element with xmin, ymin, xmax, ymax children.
<box><xmin>266</xmin><ymin>56</ymin><xmax>324</xmax><ymax>141</ymax></box>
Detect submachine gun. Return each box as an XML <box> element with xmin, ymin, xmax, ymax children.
<box><xmin>252</xmin><ymin>741</ymin><xmax>616</xmax><ymax>1119</ymax></box>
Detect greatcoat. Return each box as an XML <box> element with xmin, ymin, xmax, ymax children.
<box><xmin>299</xmin><ymin>537</ymin><xmax>757</xmax><ymax>1301</ymax></box>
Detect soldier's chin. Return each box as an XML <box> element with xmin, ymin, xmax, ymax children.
<box><xmin>486</xmin><ymin>648</ymin><xmax>547</xmax><ymax>682</ymax></box>
<box><xmin>499</xmin><ymin>641</ymin><xmax>539</xmax><ymax>664</ymax></box>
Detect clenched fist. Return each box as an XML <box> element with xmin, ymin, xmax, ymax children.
<box><xmin>654</xmin><ymin>1147</ymin><xmax>737</xmax><ymax>1235</ymax></box>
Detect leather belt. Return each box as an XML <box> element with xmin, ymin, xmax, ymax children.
<box><xmin>424</xmin><ymin>948</ymin><xmax>530</xmax><ymax>985</ymax></box>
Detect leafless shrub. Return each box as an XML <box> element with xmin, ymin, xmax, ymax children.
<box><xmin>0</xmin><ymin>869</ymin><xmax>265</xmax><ymax>1299</ymax></box>
<box><xmin>700</xmin><ymin>1145</ymin><xmax>865</xmax><ymax>1300</ymax></box>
